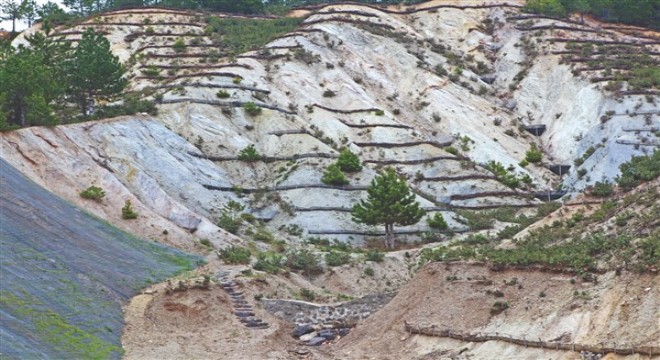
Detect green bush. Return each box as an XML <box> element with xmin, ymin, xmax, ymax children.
<box><xmin>490</xmin><ymin>300</ymin><xmax>510</xmax><ymax>315</ymax></box>
<box><xmin>525</xmin><ymin>144</ymin><xmax>543</xmax><ymax>163</ymax></box>
<box><xmin>237</xmin><ymin>144</ymin><xmax>261</xmax><ymax>162</ymax></box>
<box><xmin>444</xmin><ymin>146</ymin><xmax>460</xmax><ymax>156</ymax></box>
<box><xmin>616</xmin><ymin>151</ymin><xmax>659</xmax><ymax>190</ymax></box>
<box><xmin>216</xmin><ymin>90</ymin><xmax>230</xmax><ymax>98</ymax></box>
<box><xmin>365</xmin><ymin>250</ymin><xmax>385</xmax><ymax>263</ymax></box>
<box><xmin>218</xmin><ymin>246</ymin><xmax>251</xmax><ymax>264</ymax></box>
<box><xmin>243</xmin><ymin>102</ymin><xmax>262</xmax><ymax>116</ymax></box>
<box><xmin>217</xmin><ymin>200</ymin><xmax>244</xmax><ymax>234</ymax></box>
<box><xmin>591</xmin><ymin>181</ymin><xmax>614</xmax><ymax>197</ymax></box>
<box><xmin>322</xmin><ymin>89</ymin><xmax>336</xmax><ymax>97</ymax></box>
<box><xmin>141</xmin><ymin>66</ymin><xmax>160</xmax><ymax>77</ymax></box>
<box><xmin>285</xmin><ymin>249</ymin><xmax>322</xmax><ymax>275</ymax></box>
<box><xmin>172</xmin><ymin>38</ymin><xmax>186</xmax><ymax>53</ymax></box>
<box><xmin>325</xmin><ymin>251</ymin><xmax>351</xmax><ymax>267</ymax></box>
<box><xmin>253</xmin><ymin>252</ymin><xmax>283</xmax><ymax>274</ymax></box>
<box><xmin>364</xmin><ymin>267</ymin><xmax>375</xmax><ymax>276</ymax></box>
<box><xmin>253</xmin><ymin>228</ymin><xmax>275</xmax><ymax>243</ymax></box>
<box><xmin>336</xmin><ymin>149</ymin><xmax>362</xmax><ymax>172</ymax></box>
<box><xmin>427</xmin><ymin>213</ymin><xmax>449</xmax><ymax>230</ymax></box>
<box><xmin>321</xmin><ymin>164</ymin><xmax>349</xmax><ymax>185</ymax></box>
<box><xmin>121</xmin><ymin>200</ymin><xmax>138</xmax><ymax>219</ymax></box>
<box><xmin>80</xmin><ymin>186</ymin><xmax>105</xmax><ymax>202</ymax></box>
<box><xmin>204</xmin><ymin>17</ymin><xmax>302</xmax><ymax>57</ymax></box>
<box><xmin>485</xmin><ymin>161</ymin><xmax>520</xmax><ymax>189</ymax></box>
<box><xmin>300</xmin><ymin>288</ymin><xmax>315</xmax><ymax>301</ymax></box>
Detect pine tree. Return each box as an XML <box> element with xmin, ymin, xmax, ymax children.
<box><xmin>66</xmin><ymin>28</ymin><xmax>126</xmax><ymax>116</ymax></box>
<box><xmin>352</xmin><ymin>167</ymin><xmax>425</xmax><ymax>248</ymax></box>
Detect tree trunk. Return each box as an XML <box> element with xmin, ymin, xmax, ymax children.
<box><xmin>385</xmin><ymin>223</ymin><xmax>394</xmax><ymax>249</ymax></box>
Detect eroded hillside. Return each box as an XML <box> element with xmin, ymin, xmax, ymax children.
<box><xmin>5</xmin><ymin>1</ymin><xmax>658</xmax><ymax>248</ymax></box>
<box><xmin>1</xmin><ymin>1</ymin><xmax>658</xmax><ymax>359</ymax></box>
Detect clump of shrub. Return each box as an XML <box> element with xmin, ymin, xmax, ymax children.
<box><xmin>80</xmin><ymin>185</ymin><xmax>105</xmax><ymax>202</ymax></box>
<box><xmin>490</xmin><ymin>301</ymin><xmax>510</xmax><ymax>315</ymax></box>
<box><xmin>121</xmin><ymin>200</ymin><xmax>138</xmax><ymax>219</ymax></box>
<box><xmin>253</xmin><ymin>252</ymin><xmax>284</xmax><ymax>274</ymax></box>
<box><xmin>300</xmin><ymin>288</ymin><xmax>315</xmax><ymax>301</ymax></box>
<box><xmin>336</xmin><ymin>149</ymin><xmax>362</xmax><ymax>172</ymax></box>
<box><xmin>285</xmin><ymin>249</ymin><xmax>322</xmax><ymax>275</ymax></box>
<box><xmin>172</xmin><ymin>38</ymin><xmax>187</xmax><ymax>52</ymax></box>
<box><xmin>237</xmin><ymin>144</ymin><xmax>261</xmax><ymax>162</ymax></box>
<box><xmin>325</xmin><ymin>251</ymin><xmax>351</xmax><ymax>267</ymax></box>
<box><xmin>365</xmin><ymin>250</ymin><xmax>385</xmax><ymax>262</ymax></box>
<box><xmin>427</xmin><ymin>213</ymin><xmax>449</xmax><ymax>230</ymax></box>
<box><xmin>364</xmin><ymin>267</ymin><xmax>375</xmax><ymax>276</ymax></box>
<box><xmin>616</xmin><ymin>150</ymin><xmax>659</xmax><ymax>190</ymax></box>
<box><xmin>218</xmin><ymin>246</ymin><xmax>251</xmax><ymax>264</ymax></box>
<box><xmin>243</xmin><ymin>102</ymin><xmax>262</xmax><ymax>116</ymax></box>
<box><xmin>217</xmin><ymin>200</ymin><xmax>244</xmax><ymax>234</ymax></box>
<box><xmin>216</xmin><ymin>90</ymin><xmax>230</xmax><ymax>98</ymax></box>
<box><xmin>525</xmin><ymin>144</ymin><xmax>542</xmax><ymax>163</ymax></box>
<box><xmin>591</xmin><ymin>181</ymin><xmax>614</xmax><ymax>197</ymax></box>
<box><xmin>322</xmin><ymin>89</ymin><xmax>336</xmax><ymax>97</ymax></box>
<box><xmin>321</xmin><ymin>163</ymin><xmax>349</xmax><ymax>185</ymax></box>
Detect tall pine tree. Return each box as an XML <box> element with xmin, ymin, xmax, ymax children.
<box><xmin>352</xmin><ymin>167</ymin><xmax>426</xmax><ymax>248</ymax></box>
<box><xmin>66</xmin><ymin>28</ymin><xmax>125</xmax><ymax>116</ymax></box>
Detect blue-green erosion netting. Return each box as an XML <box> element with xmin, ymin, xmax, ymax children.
<box><xmin>0</xmin><ymin>158</ymin><xmax>202</xmax><ymax>359</ymax></box>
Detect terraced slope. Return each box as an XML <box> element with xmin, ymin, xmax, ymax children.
<box><xmin>0</xmin><ymin>159</ymin><xmax>201</xmax><ymax>359</ymax></box>
<box><xmin>4</xmin><ymin>1</ymin><xmax>657</xmax><ymax>247</ymax></box>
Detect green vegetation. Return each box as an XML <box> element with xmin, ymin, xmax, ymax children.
<box><xmin>422</xmin><ymin>187</ymin><xmax>659</xmax><ymax>273</ymax></box>
<box><xmin>0</xmin><ymin>292</ymin><xmax>122</xmax><ymax>359</ymax></box>
<box><xmin>285</xmin><ymin>249</ymin><xmax>322</xmax><ymax>275</ymax></box>
<box><xmin>1</xmin><ymin>29</ymin><xmax>129</xmax><ymax>129</ymax></box>
<box><xmin>427</xmin><ymin>213</ymin><xmax>449</xmax><ymax>230</ymax></box>
<box><xmin>243</xmin><ymin>102</ymin><xmax>262</xmax><ymax>116</ymax></box>
<box><xmin>121</xmin><ymin>200</ymin><xmax>138</xmax><ymax>219</ymax></box>
<box><xmin>299</xmin><ymin>288</ymin><xmax>315</xmax><ymax>301</ymax></box>
<box><xmin>67</xmin><ymin>29</ymin><xmax>126</xmax><ymax>116</ymax></box>
<box><xmin>204</xmin><ymin>17</ymin><xmax>302</xmax><ymax>57</ymax></box>
<box><xmin>616</xmin><ymin>150</ymin><xmax>659</xmax><ymax>190</ymax></box>
<box><xmin>364</xmin><ymin>250</ymin><xmax>385</xmax><ymax>263</ymax></box>
<box><xmin>325</xmin><ymin>251</ymin><xmax>351</xmax><ymax>267</ymax></box>
<box><xmin>352</xmin><ymin>167</ymin><xmax>426</xmax><ymax>248</ymax></box>
<box><xmin>525</xmin><ymin>144</ymin><xmax>543</xmax><ymax>163</ymax></box>
<box><xmin>216</xmin><ymin>89</ymin><xmax>230</xmax><ymax>99</ymax></box>
<box><xmin>218</xmin><ymin>246</ymin><xmax>251</xmax><ymax>264</ymax></box>
<box><xmin>217</xmin><ymin>200</ymin><xmax>244</xmax><ymax>234</ymax></box>
<box><xmin>456</xmin><ymin>203</ymin><xmax>561</xmax><ymax>231</ymax></box>
<box><xmin>524</xmin><ymin>0</ymin><xmax>658</xmax><ymax>29</ymax></box>
<box><xmin>484</xmin><ymin>161</ymin><xmax>528</xmax><ymax>189</ymax></box>
<box><xmin>336</xmin><ymin>149</ymin><xmax>362</xmax><ymax>172</ymax></box>
<box><xmin>321</xmin><ymin>163</ymin><xmax>349</xmax><ymax>185</ymax></box>
<box><xmin>172</xmin><ymin>38</ymin><xmax>186</xmax><ymax>53</ymax></box>
<box><xmin>79</xmin><ymin>185</ymin><xmax>105</xmax><ymax>202</ymax></box>
<box><xmin>591</xmin><ymin>181</ymin><xmax>614</xmax><ymax>197</ymax></box>
<box><xmin>364</xmin><ymin>267</ymin><xmax>375</xmax><ymax>276</ymax></box>
<box><xmin>253</xmin><ymin>252</ymin><xmax>284</xmax><ymax>274</ymax></box>
<box><xmin>237</xmin><ymin>144</ymin><xmax>261</xmax><ymax>162</ymax></box>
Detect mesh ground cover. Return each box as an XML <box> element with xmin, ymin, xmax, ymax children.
<box><xmin>0</xmin><ymin>159</ymin><xmax>202</xmax><ymax>359</ymax></box>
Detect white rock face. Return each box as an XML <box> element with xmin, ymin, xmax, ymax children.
<box><xmin>3</xmin><ymin>3</ymin><xmax>657</xmax><ymax>246</ymax></box>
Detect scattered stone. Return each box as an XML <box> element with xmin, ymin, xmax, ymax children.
<box><xmin>480</xmin><ymin>74</ymin><xmax>496</xmax><ymax>84</ymax></box>
<box><xmin>293</xmin><ymin>324</ymin><xmax>314</xmax><ymax>338</ymax></box>
<box><xmin>292</xmin><ymin>348</ymin><xmax>310</xmax><ymax>356</ymax></box>
<box><xmin>299</xmin><ymin>332</ymin><xmax>317</xmax><ymax>342</ymax></box>
<box><xmin>308</xmin><ymin>337</ymin><xmax>326</xmax><ymax>346</ymax></box>
<box><xmin>318</xmin><ymin>329</ymin><xmax>336</xmax><ymax>341</ymax></box>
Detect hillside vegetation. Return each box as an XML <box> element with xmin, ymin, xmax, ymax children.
<box><xmin>0</xmin><ymin>1</ymin><xmax>658</xmax><ymax>359</ymax></box>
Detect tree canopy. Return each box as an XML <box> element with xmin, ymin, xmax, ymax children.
<box><xmin>524</xmin><ymin>0</ymin><xmax>659</xmax><ymax>29</ymax></box>
<box><xmin>65</xmin><ymin>28</ymin><xmax>126</xmax><ymax>116</ymax></box>
<box><xmin>352</xmin><ymin>167</ymin><xmax>426</xmax><ymax>248</ymax></box>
